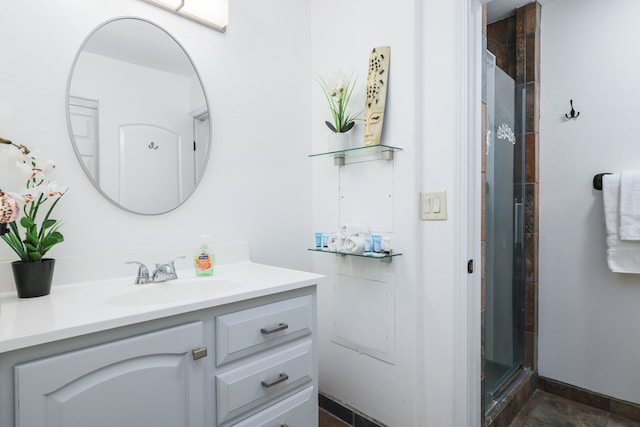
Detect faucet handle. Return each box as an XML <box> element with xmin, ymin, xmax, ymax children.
<box><xmin>125</xmin><ymin>261</ymin><xmax>152</xmax><ymax>284</ymax></box>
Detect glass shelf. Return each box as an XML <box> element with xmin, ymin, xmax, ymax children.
<box><xmin>308</xmin><ymin>248</ymin><xmax>401</xmax><ymax>263</ymax></box>
<box><xmin>309</xmin><ymin>144</ymin><xmax>402</xmax><ymax>165</ymax></box>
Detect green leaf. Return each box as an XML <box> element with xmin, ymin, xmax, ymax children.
<box><xmin>325</xmin><ymin>121</ymin><xmax>337</xmax><ymax>132</ymax></box>
<box><xmin>42</xmin><ymin>219</ymin><xmax>57</xmax><ymax>230</ymax></box>
<box><xmin>42</xmin><ymin>231</ymin><xmax>64</xmax><ymax>247</ymax></box>
<box><xmin>25</xmin><ymin>231</ymin><xmax>39</xmax><ymax>244</ymax></box>
<box><xmin>20</xmin><ymin>216</ymin><xmax>34</xmax><ymax>228</ymax></box>
<box><xmin>29</xmin><ymin>252</ymin><xmax>42</xmax><ymax>262</ymax></box>
<box><xmin>342</xmin><ymin>121</ymin><xmax>355</xmax><ymax>132</ymax></box>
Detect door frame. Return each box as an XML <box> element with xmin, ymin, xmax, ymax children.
<box><xmin>453</xmin><ymin>0</ymin><xmax>484</xmax><ymax>426</ymax></box>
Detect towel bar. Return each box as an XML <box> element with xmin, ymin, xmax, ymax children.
<box><xmin>593</xmin><ymin>173</ymin><xmax>612</xmax><ymax>190</ymax></box>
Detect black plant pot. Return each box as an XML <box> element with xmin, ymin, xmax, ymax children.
<box><xmin>11</xmin><ymin>258</ymin><xmax>55</xmax><ymax>298</ymax></box>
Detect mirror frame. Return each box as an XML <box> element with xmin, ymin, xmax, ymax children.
<box><xmin>65</xmin><ymin>16</ymin><xmax>212</xmax><ymax>215</ymax></box>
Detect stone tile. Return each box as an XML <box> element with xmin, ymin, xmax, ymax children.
<box><xmin>354</xmin><ymin>413</ymin><xmax>384</xmax><ymax>427</ymax></box>
<box><xmin>525</xmin><ymin>392</ymin><xmax>609</xmax><ymax>427</ymax></box>
<box><xmin>524</xmin><ymin>233</ymin><xmax>538</xmax><ymax>284</ymax></box>
<box><xmin>516</xmin><ymin>34</ymin><xmax>526</xmax><ymax>85</ymax></box>
<box><xmin>524</xmin><ymin>280</ymin><xmax>538</xmax><ymax>333</ymax></box>
<box><xmin>525</xmin><ymin>83</ymin><xmax>539</xmax><ymax>133</ymax></box>
<box><xmin>523</xmin><ymin>331</ymin><xmax>537</xmax><ymax>369</ymax></box>
<box><xmin>611</xmin><ymin>399</ymin><xmax>640</xmax><ymax>422</ymax></box>
<box><xmin>524</xmin><ymin>183</ymin><xmax>538</xmax><ymax>234</ymax></box>
<box><xmin>320</xmin><ymin>409</ymin><xmax>351</xmax><ymax>427</ymax></box>
<box><xmin>319</xmin><ymin>395</ymin><xmax>353</xmax><ymax>425</ymax></box>
<box><xmin>524</xmin><ymin>3</ymin><xmax>535</xmax><ymax>34</ymax></box>
<box><xmin>515</xmin><ymin>6</ymin><xmax>525</xmax><ymax>35</ymax></box>
<box><xmin>525</xmin><ymin>33</ymin><xmax>536</xmax><ymax>83</ymax></box>
<box><xmin>488</xmin><ymin>373</ymin><xmax>535</xmax><ymax>427</ymax></box>
<box><xmin>482</xmin><ymin>4</ymin><xmax>487</xmax><ymax>34</ymax></box>
<box><xmin>542</xmin><ymin>378</ymin><xmax>610</xmax><ymax>413</ymax></box>
<box><xmin>505</xmin><ymin>17</ymin><xmax>517</xmax><ymax>80</ymax></box>
<box><xmin>608</xmin><ymin>414</ymin><xmax>640</xmax><ymax>427</ymax></box>
<box><xmin>525</xmin><ymin>133</ymin><xmax>538</xmax><ymax>184</ymax></box>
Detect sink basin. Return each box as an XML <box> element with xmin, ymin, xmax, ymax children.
<box><xmin>105</xmin><ymin>278</ymin><xmax>239</xmax><ymax>306</ymax></box>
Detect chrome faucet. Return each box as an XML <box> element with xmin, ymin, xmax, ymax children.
<box><xmin>151</xmin><ymin>256</ymin><xmax>185</xmax><ymax>282</ymax></box>
<box><xmin>126</xmin><ymin>256</ymin><xmax>185</xmax><ymax>284</ymax></box>
<box><xmin>125</xmin><ymin>261</ymin><xmax>152</xmax><ymax>284</ymax></box>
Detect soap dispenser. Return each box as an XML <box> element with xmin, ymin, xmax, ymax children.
<box><xmin>194</xmin><ymin>235</ymin><xmax>214</xmax><ymax>276</ymax></box>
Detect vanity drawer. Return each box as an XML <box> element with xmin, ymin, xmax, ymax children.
<box><xmin>216</xmin><ymin>340</ymin><xmax>313</xmax><ymax>425</ymax></box>
<box><xmin>231</xmin><ymin>385</ymin><xmax>315</xmax><ymax>427</ymax></box>
<box><xmin>216</xmin><ymin>295</ymin><xmax>313</xmax><ymax>365</ymax></box>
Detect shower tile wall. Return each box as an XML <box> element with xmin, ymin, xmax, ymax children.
<box><xmin>483</xmin><ymin>2</ymin><xmax>540</xmax><ymax>426</ymax></box>
<box><xmin>517</xmin><ymin>2</ymin><xmax>540</xmax><ymax>375</ymax></box>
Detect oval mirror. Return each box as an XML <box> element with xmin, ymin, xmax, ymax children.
<box><xmin>66</xmin><ymin>17</ymin><xmax>210</xmax><ymax>215</ymax></box>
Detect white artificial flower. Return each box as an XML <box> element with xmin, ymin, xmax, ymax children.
<box><xmin>0</xmin><ymin>145</ymin><xmax>32</xmax><ymax>193</ymax></box>
<box><xmin>47</xmin><ymin>181</ymin><xmax>67</xmax><ymax>198</ymax></box>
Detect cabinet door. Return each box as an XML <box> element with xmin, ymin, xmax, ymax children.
<box><xmin>15</xmin><ymin>322</ymin><xmax>206</xmax><ymax>427</ymax></box>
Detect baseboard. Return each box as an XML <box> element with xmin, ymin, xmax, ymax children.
<box><xmin>318</xmin><ymin>393</ymin><xmax>386</xmax><ymax>427</ymax></box>
<box><xmin>538</xmin><ymin>376</ymin><xmax>640</xmax><ymax>422</ymax></box>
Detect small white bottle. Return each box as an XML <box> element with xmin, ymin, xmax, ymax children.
<box><xmin>194</xmin><ymin>235</ymin><xmax>214</xmax><ymax>277</ymax></box>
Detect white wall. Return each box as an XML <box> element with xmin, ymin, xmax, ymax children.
<box><xmin>540</xmin><ymin>0</ymin><xmax>640</xmax><ymax>404</ymax></box>
<box><xmin>0</xmin><ymin>0</ymin><xmax>312</xmax><ymax>284</ymax></box>
<box><xmin>311</xmin><ymin>0</ymin><xmax>474</xmax><ymax>425</ymax></box>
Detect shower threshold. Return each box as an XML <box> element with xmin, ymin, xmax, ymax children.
<box><xmin>485</xmin><ymin>364</ymin><xmax>526</xmax><ymax>414</ymax></box>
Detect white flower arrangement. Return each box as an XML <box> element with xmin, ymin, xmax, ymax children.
<box><xmin>0</xmin><ymin>137</ymin><xmax>67</xmax><ymax>263</ymax></box>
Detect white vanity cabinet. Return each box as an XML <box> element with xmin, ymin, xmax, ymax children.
<box><xmin>14</xmin><ymin>322</ymin><xmax>206</xmax><ymax>427</ymax></box>
<box><xmin>1</xmin><ymin>285</ymin><xmax>318</xmax><ymax>427</ymax></box>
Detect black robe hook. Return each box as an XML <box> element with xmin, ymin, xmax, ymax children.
<box><xmin>565</xmin><ymin>99</ymin><xmax>580</xmax><ymax>119</ymax></box>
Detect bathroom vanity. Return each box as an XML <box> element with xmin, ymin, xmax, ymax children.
<box><xmin>0</xmin><ymin>261</ymin><xmax>322</xmax><ymax>427</ymax></box>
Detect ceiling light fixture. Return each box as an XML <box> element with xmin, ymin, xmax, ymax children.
<box><xmin>142</xmin><ymin>0</ymin><xmax>228</xmax><ymax>33</ymax></box>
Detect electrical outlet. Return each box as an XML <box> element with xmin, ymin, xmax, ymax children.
<box><xmin>420</xmin><ymin>191</ymin><xmax>447</xmax><ymax>220</ymax></box>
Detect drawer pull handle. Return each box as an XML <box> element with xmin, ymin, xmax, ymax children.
<box><xmin>281</xmin><ymin>424</ymin><xmax>290</xmax><ymax>427</ymax></box>
<box><xmin>192</xmin><ymin>347</ymin><xmax>208</xmax><ymax>360</ymax></box>
<box><xmin>261</xmin><ymin>322</ymin><xmax>289</xmax><ymax>335</ymax></box>
<box><xmin>261</xmin><ymin>372</ymin><xmax>289</xmax><ymax>388</ymax></box>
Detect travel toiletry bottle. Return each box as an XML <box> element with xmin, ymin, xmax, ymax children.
<box><xmin>195</xmin><ymin>235</ymin><xmax>214</xmax><ymax>276</ymax></box>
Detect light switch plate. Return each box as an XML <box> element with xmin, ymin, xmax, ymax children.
<box><xmin>420</xmin><ymin>191</ymin><xmax>447</xmax><ymax>220</ymax></box>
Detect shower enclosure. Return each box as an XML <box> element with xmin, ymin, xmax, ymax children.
<box><xmin>484</xmin><ymin>50</ymin><xmax>526</xmax><ymax>411</ymax></box>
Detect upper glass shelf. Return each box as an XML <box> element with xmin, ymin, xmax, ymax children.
<box><xmin>309</xmin><ymin>144</ymin><xmax>402</xmax><ymax>164</ymax></box>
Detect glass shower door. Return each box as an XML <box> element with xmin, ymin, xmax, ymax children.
<box><xmin>484</xmin><ymin>51</ymin><xmax>525</xmax><ymax>410</ymax></box>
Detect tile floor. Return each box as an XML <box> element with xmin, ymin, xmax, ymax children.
<box><xmin>319</xmin><ymin>408</ymin><xmax>350</xmax><ymax>427</ymax></box>
<box><xmin>509</xmin><ymin>390</ymin><xmax>640</xmax><ymax>427</ymax></box>
<box><xmin>319</xmin><ymin>390</ymin><xmax>640</xmax><ymax>427</ymax></box>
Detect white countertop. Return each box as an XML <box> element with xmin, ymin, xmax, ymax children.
<box><xmin>0</xmin><ymin>261</ymin><xmax>323</xmax><ymax>354</ymax></box>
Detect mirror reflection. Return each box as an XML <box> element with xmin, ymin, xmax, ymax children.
<box><xmin>67</xmin><ymin>17</ymin><xmax>210</xmax><ymax>215</ymax></box>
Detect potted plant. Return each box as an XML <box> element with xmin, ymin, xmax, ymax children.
<box><xmin>0</xmin><ymin>137</ymin><xmax>67</xmax><ymax>297</ymax></box>
<box><xmin>317</xmin><ymin>72</ymin><xmax>361</xmax><ymax>151</ymax></box>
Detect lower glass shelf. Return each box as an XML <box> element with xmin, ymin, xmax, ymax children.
<box><xmin>307</xmin><ymin>248</ymin><xmax>401</xmax><ymax>263</ymax></box>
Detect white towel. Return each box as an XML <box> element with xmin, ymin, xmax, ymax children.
<box><xmin>603</xmin><ymin>174</ymin><xmax>640</xmax><ymax>273</ymax></box>
<box><xmin>619</xmin><ymin>170</ymin><xmax>640</xmax><ymax>240</ymax></box>
<box><xmin>327</xmin><ymin>233</ymin><xmax>343</xmax><ymax>252</ymax></box>
<box><xmin>340</xmin><ymin>224</ymin><xmax>370</xmax><ymax>239</ymax></box>
<box><xmin>342</xmin><ymin>235</ymin><xmax>366</xmax><ymax>254</ymax></box>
